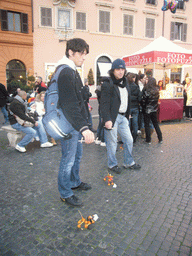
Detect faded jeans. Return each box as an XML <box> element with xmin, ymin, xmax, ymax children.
<box><xmin>104</xmin><ymin>114</ymin><xmax>135</xmax><ymax>168</ymax></box>
<box><xmin>12</xmin><ymin>120</ymin><xmax>48</xmax><ymax>147</ymax></box>
<box><xmin>58</xmin><ymin>131</ymin><xmax>82</xmax><ymax>199</ymax></box>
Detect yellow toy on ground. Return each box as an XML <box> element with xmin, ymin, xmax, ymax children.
<box><xmin>104</xmin><ymin>173</ymin><xmax>114</xmax><ymax>186</ymax></box>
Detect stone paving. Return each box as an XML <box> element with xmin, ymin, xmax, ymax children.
<box><xmin>0</xmin><ymin>108</ymin><xmax>192</xmax><ymax>256</ymax></box>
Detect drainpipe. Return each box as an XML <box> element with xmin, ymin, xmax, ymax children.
<box><xmin>31</xmin><ymin>0</ymin><xmax>34</xmax><ymax>33</ymax></box>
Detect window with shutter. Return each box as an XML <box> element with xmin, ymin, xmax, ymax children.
<box><xmin>41</xmin><ymin>7</ymin><xmax>52</xmax><ymax>27</ymax></box>
<box><xmin>182</xmin><ymin>23</ymin><xmax>187</xmax><ymax>42</ymax></box>
<box><xmin>170</xmin><ymin>22</ymin><xmax>187</xmax><ymax>42</ymax></box>
<box><xmin>1</xmin><ymin>10</ymin><xmax>8</xmax><ymax>31</ymax></box>
<box><xmin>123</xmin><ymin>14</ymin><xmax>133</xmax><ymax>35</ymax></box>
<box><xmin>99</xmin><ymin>10</ymin><xmax>110</xmax><ymax>33</ymax></box>
<box><xmin>177</xmin><ymin>1</ymin><xmax>184</xmax><ymax>9</ymax></box>
<box><xmin>145</xmin><ymin>18</ymin><xmax>154</xmax><ymax>38</ymax></box>
<box><xmin>146</xmin><ymin>0</ymin><xmax>156</xmax><ymax>5</ymax></box>
<box><xmin>0</xmin><ymin>9</ymin><xmax>28</xmax><ymax>33</ymax></box>
<box><xmin>21</xmin><ymin>13</ymin><xmax>28</xmax><ymax>33</ymax></box>
<box><xmin>170</xmin><ymin>22</ymin><xmax>175</xmax><ymax>41</ymax></box>
<box><xmin>76</xmin><ymin>12</ymin><xmax>86</xmax><ymax>30</ymax></box>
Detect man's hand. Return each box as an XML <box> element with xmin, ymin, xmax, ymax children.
<box><xmin>34</xmin><ymin>122</ymin><xmax>38</xmax><ymax>127</ymax></box>
<box><xmin>82</xmin><ymin>129</ymin><xmax>94</xmax><ymax>144</ymax></box>
<box><xmin>105</xmin><ymin>121</ymin><xmax>113</xmax><ymax>130</ymax></box>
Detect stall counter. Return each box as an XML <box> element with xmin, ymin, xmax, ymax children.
<box><xmin>158</xmin><ymin>98</ymin><xmax>184</xmax><ymax>122</ymax></box>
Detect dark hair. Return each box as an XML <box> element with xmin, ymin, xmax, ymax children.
<box><xmin>108</xmin><ymin>69</ymin><xmax>127</xmax><ymax>78</ymax></box>
<box><xmin>135</xmin><ymin>74</ymin><xmax>139</xmax><ymax>85</ymax></box>
<box><xmin>139</xmin><ymin>74</ymin><xmax>145</xmax><ymax>80</ymax></box>
<box><xmin>65</xmin><ymin>38</ymin><xmax>89</xmax><ymax>57</ymax></box>
<box><xmin>126</xmin><ymin>72</ymin><xmax>136</xmax><ymax>83</ymax></box>
<box><xmin>146</xmin><ymin>77</ymin><xmax>157</xmax><ymax>89</ymax></box>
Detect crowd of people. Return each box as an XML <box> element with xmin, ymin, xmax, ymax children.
<box><xmin>0</xmin><ymin>77</ymin><xmax>55</xmax><ymax>152</ymax></box>
<box><xmin>0</xmin><ymin>37</ymin><xmax>191</xmax><ymax>207</ymax></box>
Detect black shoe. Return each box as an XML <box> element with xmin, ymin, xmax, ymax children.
<box><xmin>72</xmin><ymin>182</ymin><xmax>92</xmax><ymax>190</ymax></box>
<box><xmin>109</xmin><ymin>165</ymin><xmax>122</xmax><ymax>174</ymax></box>
<box><xmin>60</xmin><ymin>195</ymin><xmax>83</xmax><ymax>207</ymax></box>
<box><xmin>128</xmin><ymin>163</ymin><xmax>141</xmax><ymax>170</ymax></box>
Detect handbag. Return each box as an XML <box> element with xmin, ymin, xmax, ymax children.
<box><xmin>15</xmin><ymin>114</ymin><xmax>34</xmax><ymax>127</ymax></box>
<box><xmin>42</xmin><ymin>65</ymin><xmax>73</xmax><ymax>140</ymax></box>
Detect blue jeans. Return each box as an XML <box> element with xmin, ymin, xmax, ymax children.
<box><xmin>129</xmin><ymin>108</ymin><xmax>139</xmax><ymax>142</ymax></box>
<box><xmin>12</xmin><ymin>120</ymin><xmax>48</xmax><ymax>147</ymax></box>
<box><xmin>1</xmin><ymin>106</ymin><xmax>9</xmax><ymax>123</ymax></box>
<box><xmin>35</xmin><ymin>119</ymin><xmax>48</xmax><ymax>144</ymax></box>
<box><xmin>12</xmin><ymin>123</ymin><xmax>37</xmax><ymax>147</ymax></box>
<box><xmin>104</xmin><ymin>114</ymin><xmax>135</xmax><ymax>168</ymax></box>
<box><xmin>58</xmin><ymin>130</ymin><xmax>82</xmax><ymax>198</ymax></box>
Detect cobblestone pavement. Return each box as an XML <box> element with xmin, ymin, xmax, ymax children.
<box><xmin>0</xmin><ymin>109</ymin><xmax>192</xmax><ymax>256</ymax></box>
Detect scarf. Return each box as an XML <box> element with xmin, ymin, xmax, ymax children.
<box><xmin>111</xmin><ymin>74</ymin><xmax>127</xmax><ymax>88</ymax></box>
<box><xmin>14</xmin><ymin>95</ymin><xmax>28</xmax><ymax>113</ymax></box>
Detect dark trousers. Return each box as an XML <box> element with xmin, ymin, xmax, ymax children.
<box><xmin>144</xmin><ymin>111</ymin><xmax>162</xmax><ymax>143</ymax></box>
<box><xmin>185</xmin><ymin>106</ymin><xmax>192</xmax><ymax>118</ymax></box>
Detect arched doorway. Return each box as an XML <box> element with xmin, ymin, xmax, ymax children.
<box><xmin>96</xmin><ymin>55</ymin><xmax>112</xmax><ymax>85</ymax></box>
<box><xmin>6</xmin><ymin>60</ymin><xmax>26</xmax><ymax>93</ymax></box>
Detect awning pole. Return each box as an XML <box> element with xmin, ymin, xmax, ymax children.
<box><xmin>153</xmin><ymin>62</ymin><xmax>155</xmax><ymax>78</ymax></box>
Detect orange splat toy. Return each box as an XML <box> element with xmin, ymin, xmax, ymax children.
<box><xmin>77</xmin><ymin>211</ymin><xmax>95</xmax><ymax>229</ymax></box>
<box><xmin>104</xmin><ymin>173</ymin><xmax>114</xmax><ymax>186</ymax></box>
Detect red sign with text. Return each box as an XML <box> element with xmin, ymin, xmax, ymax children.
<box><xmin>123</xmin><ymin>51</ymin><xmax>192</xmax><ymax>67</ymax></box>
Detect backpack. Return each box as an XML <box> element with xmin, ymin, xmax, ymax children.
<box><xmin>42</xmin><ymin>64</ymin><xmax>73</xmax><ymax>140</ymax></box>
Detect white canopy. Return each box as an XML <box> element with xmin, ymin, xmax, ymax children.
<box><xmin>123</xmin><ymin>36</ymin><xmax>192</xmax><ymax>69</ymax></box>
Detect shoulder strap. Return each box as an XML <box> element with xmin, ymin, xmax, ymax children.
<box><xmin>48</xmin><ymin>64</ymin><xmax>67</xmax><ymax>88</ymax></box>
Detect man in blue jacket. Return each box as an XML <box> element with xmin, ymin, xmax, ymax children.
<box><xmin>100</xmin><ymin>59</ymin><xmax>141</xmax><ymax>174</ymax></box>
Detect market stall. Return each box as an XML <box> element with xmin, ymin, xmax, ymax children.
<box><xmin>122</xmin><ymin>36</ymin><xmax>192</xmax><ymax>121</ymax></box>
<box><xmin>158</xmin><ymin>83</ymin><xmax>184</xmax><ymax>122</ymax></box>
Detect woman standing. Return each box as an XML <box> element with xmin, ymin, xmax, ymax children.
<box><xmin>184</xmin><ymin>77</ymin><xmax>192</xmax><ymax>119</ymax></box>
<box><xmin>127</xmin><ymin>73</ymin><xmax>141</xmax><ymax>143</ymax></box>
<box><xmin>141</xmin><ymin>77</ymin><xmax>163</xmax><ymax>144</ymax></box>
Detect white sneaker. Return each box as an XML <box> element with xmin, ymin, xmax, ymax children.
<box><xmin>35</xmin><ymin>136</ymin><xmax>40</xmax><ymax>141</ymax></box>
<box><xmin>40</xmin><ymin>142</ymin><xmax>53</xmax><ymax>148</ymax></box>
<box><xmin>100</xmin><ymin>142</ymin><xmax>106</xmax><ymax>147</ymax></box>
<box><xmin>15</xmin><ymin>144</ymin><xmax>26</xmax><ymax>153</ymax></box>
<box><xmin>95</xmin><ymin>138</ymin><xmax>101</xmax><ymax>145</ymax></box>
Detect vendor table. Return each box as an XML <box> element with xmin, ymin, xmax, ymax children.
<box><xmin>158</xmin><ymin>98</ymin><xmax>184</xmax><ymax>122</ymax></box>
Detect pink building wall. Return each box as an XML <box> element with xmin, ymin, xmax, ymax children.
<box><xmin>33</xmin><ymin>0</ymin><xmax>192</xmax><ymax>85</ymax></box>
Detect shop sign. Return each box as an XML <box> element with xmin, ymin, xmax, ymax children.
<box><xmin>124</xmin><ymin>51</ymin><xmax>192</xmax><ymax>66</ymax></box>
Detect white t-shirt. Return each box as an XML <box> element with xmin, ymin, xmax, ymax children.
<box><xmin>118</xmin><ymin>87</ymin><xmax>128</xmax><ymax>113</ymax></box>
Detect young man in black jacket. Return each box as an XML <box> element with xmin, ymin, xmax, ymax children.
<box><xmin>57</xmin><ymin>38</ymin><xmax>94</xmax><ymax>207</ymax></box>
<box><xmin>100</xmin><ymin>59</ymin><xmax>141</xmax><ymax>174</ymax></box>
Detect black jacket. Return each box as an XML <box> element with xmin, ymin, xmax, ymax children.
<box><xmin>100</xmin><ymin>77</ymin><xmax>131</xmax><ymax>125</ymax></box>
<box><xmin>141</xmin><ymin>86</ymin><xmax>159</xmax><ymax>114</ymax></box>
<box><xmin>9</xmin><ymin>98</ymin><xmax>35</xmax><ymax>125</ymax></box>
<box><xmin>128</xmin><ymin>82</ymin><xmax>141</xmax><ymax>109</ymax></box>
<box><xmin>0</xmin><ymin>83</ymin><xmax>9</xmax><ymax>107</ymax></box>
<box><xmin>58</xmin><ymin>66</ymin><xmax>90</xmax><ymax>133</ymax></box>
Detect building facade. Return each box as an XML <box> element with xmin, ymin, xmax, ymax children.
<box><xmin>0</xmin><ymin>0</ymin><xmax>33</xmax><ymax>89</ymax></box>
<box><xmin>2</xmin><ymin>0</ymin><xmax>190</xmax><ymax>90</ymax></box>
<box><xmin>33</xmin><ymin>0</ymin><xmax>192</xmax><ymax>87</ymax></box>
